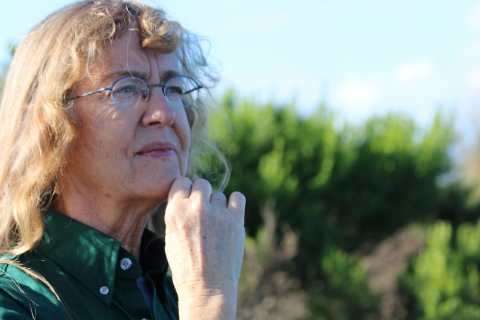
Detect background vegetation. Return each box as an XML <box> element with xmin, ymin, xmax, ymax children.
<box><xmin>203</xmin><ymin>90</ymin><xmax>480</xmax><ymax>319</ymax></box>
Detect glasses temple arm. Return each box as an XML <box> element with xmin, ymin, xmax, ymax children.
<box><xmin>70</xmin><ymin>87</ymin><xmax>111</xmax><ymax>100</ymax></box>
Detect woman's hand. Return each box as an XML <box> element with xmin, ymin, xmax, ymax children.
<box><xmin>164</xmin><ymin>177</ymin><xmax>246</xmax><ymax>320</ymax></box>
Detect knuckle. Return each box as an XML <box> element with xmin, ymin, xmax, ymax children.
<box><xmin>212</xmin><ymin>191</ymin><xmax>226</xmax><ymax>200</ymax></box>
<box><xmin>164</xmin><ymin>209</ymin><xmax>176</xmax><ymax>224</ymax></box>
<box><xmin>189</xmin><ymin>196</ymin><xmax>209</xmax><ymax>214</ymax></box>
<box><xmin>194</xmin><ymin>178</ymin><xmax>210</xmax><ymax>187</ymax></box>
<box><xmin>178</xmin><ymin>176</ymin><xmax>192</xmax><ymax>184</ymax></box>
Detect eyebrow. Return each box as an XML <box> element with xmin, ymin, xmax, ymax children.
<box><xmin>102</xmin><ymin>69</ymin><xmax>181</xmax><ymax>85</ymax></box>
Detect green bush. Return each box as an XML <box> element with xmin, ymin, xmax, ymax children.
<box><xmin>209</xmin><ymin>90</ymin><xmax>454</xmax><ymax>280</ymax></box>
<box><xmin>205</xmin><ymin>90</ymin><xmax>480</xmax><ymax>319</ymax></box>
<box><xmin>398</xmin><ymin>220</ymin><xmax>480</xmax><ymax>319</ymax></box>
<box><xmin>308</xmin><ymin>247</ymin><xmax>381</xmax><ymax>320</ymax></box>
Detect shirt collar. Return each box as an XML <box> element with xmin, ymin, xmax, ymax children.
<box><xmin>37</xmin><ymin>208</ymin><xmax>167</xmax><ymax>305</ymax></box>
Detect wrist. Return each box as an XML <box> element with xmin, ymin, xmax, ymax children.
<box><xmin>176</xmin><ymin>283</ymin><xmax>238</xmax><ymax>320</ymax></box>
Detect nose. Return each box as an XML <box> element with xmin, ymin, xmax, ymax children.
<box><xmin>141</xmin><ymin>86</ymin><xmax>175</xmax><ymax>127</ymax></box>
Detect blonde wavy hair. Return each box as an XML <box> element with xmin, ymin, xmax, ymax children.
<box><xmin>0</xmin><ymin>0</ymin><xmax>228</xmax><ymax>265</ymax></box>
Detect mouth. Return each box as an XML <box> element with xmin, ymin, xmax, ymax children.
<box><xmin>136</xmin><ymin>143</ymin><xmax>176</xmax><ymax>158</ymax></box>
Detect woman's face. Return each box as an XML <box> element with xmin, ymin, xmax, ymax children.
<box><xmin>63</xmin><ymin>31</ymin><xmax>191</xmax><ymax>205</ymax></box>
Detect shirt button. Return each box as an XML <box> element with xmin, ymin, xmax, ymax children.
<box><xmin>99</xmin><ymin>286</ymin><xmax>109</xmax><ymax>295</ymax></box>
<box><xmin>120</xmin><ymin>257</ymin><xmax>133</xmax><ymax>270</ymax></box>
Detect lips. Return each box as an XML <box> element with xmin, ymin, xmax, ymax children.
<box><xmin>136</xmin><ymin>143</ymin><xmax>175</xmax><ymax>157</ymax></box>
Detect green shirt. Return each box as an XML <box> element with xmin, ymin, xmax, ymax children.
<box><xmin>0</xmin><ymin>209</ymin><xmax>179</xmax><ymax>319</ymax></box>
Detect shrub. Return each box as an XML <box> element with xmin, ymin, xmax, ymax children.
<box><xmin>209</xmin><ymin>90</ymin><xmax>454</xmax><ymax>280</ymax></box>
<box><xmin>398</xmin><ymin>220</ymin><xmax>480</xmax><ymax>319</ymax></box>
<box><xmin>308</xmin><ymin>247</ymin><xmax>381</xmax><ymax>320</ymax></box>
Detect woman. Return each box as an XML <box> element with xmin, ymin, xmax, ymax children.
<box><xmin>0</xmin><ymin>1</ymin><xmax>245</xmax><ymax>319</ymax></box>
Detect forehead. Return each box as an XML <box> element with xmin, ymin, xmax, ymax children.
<box><xmin>93</xmin><ymin>30</ymin><xmax>179</xmax><ymax>83</ymax></box>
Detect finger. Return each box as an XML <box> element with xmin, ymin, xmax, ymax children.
<box><xmin>190</xmin><ymin>179</ymin><xmax>212</xmax><ymax>202</ymax></box>
<box><xmin>168</xmin><ymin>177</ymin><xmax>193</xmax><ymax>201</ymax></box>
<box><xmin>228</xmin><ymin>191</ymin><xmax>246</xmax><ymax>218</ymax></box>
<box><xmin>210</xmin><ymin>191</ymin><xmax>227</xmax><ymax>206</ymax></box>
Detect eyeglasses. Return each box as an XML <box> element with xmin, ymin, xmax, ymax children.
<box><xmin>69</xmin><ymin>75</ymin><xmax>203</xmax><ymax>108</ymax></box>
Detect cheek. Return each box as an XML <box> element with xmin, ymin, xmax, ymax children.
<box><xmin>176</xmin><ymin>112</ymin><xmax>192</xmax><ymax>175</ymax></box>
<box><xmin>74</xmin><ymin>108</ymin><xmax>132</xmax><ymax>160</ymax></box>
<box><xmin>85</xmin><ymin>104</ymin><xmax>121</xmax><ymax>127</ymax></box>
<box><xmin>179</xmin><ymin>113</ymin><xmax>192</xmax><ymax>152</ymax></box>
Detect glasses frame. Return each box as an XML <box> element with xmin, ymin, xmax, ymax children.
<box><xmin>68</xmin><ymin>75</ymin><xmax>204</xmax><ymax>107</ymax></box>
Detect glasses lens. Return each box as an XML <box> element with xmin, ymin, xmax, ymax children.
<box><xmin>111</xmin><ymin>77</ymin><xmax>148</xmax><ymax>108</ymax></box>
<box><xmin>164</xmin><ymin>76</ymin><xmax>199</xmax><ymax>107</ymax></box>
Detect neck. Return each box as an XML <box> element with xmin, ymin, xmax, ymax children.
<box><xmin>53</xmin><ymin>181</ymin><xmax>161</xmax><ymax>259</ymax></box>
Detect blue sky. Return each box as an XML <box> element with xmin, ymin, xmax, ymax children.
<box><xmin>2</xmin><ymin>1</ymin><xmax>480</xmax><ymax>141</ymax></box>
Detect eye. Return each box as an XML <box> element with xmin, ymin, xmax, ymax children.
<box><xmin>165</xmin><ymin>86</ymin><xmax>183</xmax><ymax>95</ymax></box>
<box><xmin>113</xmin><ymin>84</ymin><xmax>140</xmax><ymax>95</ymax></box>
<box><xmin>110</xmin><ymin>77</ymin><xmax>147</xmax><ymax>106</ymax></box>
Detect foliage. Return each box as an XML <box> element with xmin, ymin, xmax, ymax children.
<box><xmin>308</xmin><ymin>247</ymin><xmax>382</xmax><ymax>320</ymax></box>
<box><xmin>436</xmin><ymin>183</ymin><xmax>480</xmax><ymax>229</ymax></box>
<box><xmin>208</xmin><ymin>89</ymin><xmax>455</xmax><ymax>282</ymax></box>
<box><xmin>206</xmin><ymin>90</ymin><xmax>470</xmax><ymax>318</ymax></box>
<box><xmin>398</xmin><ymin>220</ymin><xmax>480</xmax><ymax>320</ymax></box>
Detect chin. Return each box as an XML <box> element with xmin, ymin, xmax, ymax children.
<box><xmin>143</xmin><ymin>172</ymin><xmax>181</xmax><ymax>198</ymax></box>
